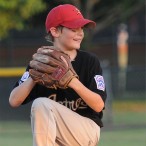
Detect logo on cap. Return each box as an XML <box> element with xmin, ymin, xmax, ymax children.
<box><xmin>74</xmin><ymin>8</ymin><xmax>81</xmax><ymax>15</ymax></box>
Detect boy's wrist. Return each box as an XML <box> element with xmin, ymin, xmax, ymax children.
<box><xmin>68</xmin><ymin>77</ymin><xmax>79</xmax><ymax>89</ymax></box>
<box><xmin>28</xmin><ymin>77</ymin><xmax>36</xmax><ymax>86</ymax></box>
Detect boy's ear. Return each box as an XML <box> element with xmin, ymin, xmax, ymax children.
<box><xmin>50</xmin><ymin>27</ymin><xmax>60</xmax><ymax>38</ymax></box>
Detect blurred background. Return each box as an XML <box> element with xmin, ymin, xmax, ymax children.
<box><xmin>0</xmin><ymin>0</ymin><xmax>145</xmax><ymax>146</ymax></box>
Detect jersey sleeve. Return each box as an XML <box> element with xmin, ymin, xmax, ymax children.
<box><xmin>87</xmin><ymin>55</ymin><xmax>107</xmax><ymax>103</ymax></box>
<box><xmin>13</xmin><ymin>65</ymin><xmax>38</xmax><ymax>104</ymax></box>
<box><xmin>13</xmin><ymin>66</ymin><xmax>30</xmax><ymax>88</ymax></box>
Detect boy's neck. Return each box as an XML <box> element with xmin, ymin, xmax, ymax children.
<box><xmin>63</xmin><ymin>49</ymin><xmax>77</xmax><ymax>61</ymax></box>
<box><xmin>53</xmin><ymin>44</ymin><xmax>78</xmax><ymax>61</ymax></box>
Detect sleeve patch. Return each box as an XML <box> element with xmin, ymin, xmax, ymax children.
<box><xmin>19</xmin><ymin>71</ymin><xmax>30</xmax><ymax>85</ymax></box>
<box><xmin>94</xmin><ymin>75</ymin><xmax>105</xmax><ymax>91</ymax></box>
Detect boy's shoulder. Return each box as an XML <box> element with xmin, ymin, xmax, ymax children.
<box><xmin>78</xmin><ymin>49</ymin><xmax>99</xmax><ymax>61</ymax></box>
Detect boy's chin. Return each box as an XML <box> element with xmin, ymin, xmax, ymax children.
<box><xmin>75</xmin><ymin>47</ymin><xmax>80</xmax><ymax>50</ymax></box>
<box><xmin>74</xmin><ymin>45</ymin><xmax>81</xmax><ymax>50</ymax></box>
<box><xmin>68</xmin><ymin>46</ymin><xmax>80</xmax><ymax>50</ymax></box>
<box><xmin>66</xmin><ymin>44</ymin><xmax>80</xmax><ymax>50</ymax></box>
<box><xmin>72</xmin><ymin>47</ymin><xmax>80</xmax><ymax>50</ymax></box>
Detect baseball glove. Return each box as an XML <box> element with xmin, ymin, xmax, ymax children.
<box><xmin>29</xmin><ymin>46</ymin><xmax>78</xmax><ymax>89</ymax></box>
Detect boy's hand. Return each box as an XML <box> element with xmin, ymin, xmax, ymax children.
<box><xmin>29</xmin><ymin>46</ymin><xmax>78</xmax><ymax>89</ymax></box>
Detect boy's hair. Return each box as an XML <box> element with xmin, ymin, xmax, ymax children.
<box><xmin>45</xmin><ymin>26</ymin><xmax>64</xmax><ymax>43</ymax></box>
<box><xmin>45</xmin><ymin>33</ymin><xmax>53</xmax><ymax>43</ymax></box>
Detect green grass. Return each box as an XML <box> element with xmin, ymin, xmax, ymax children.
<box><xmin>0</xmin><ymin>121</ymin><xmax>32</xmax><ymax>146</ymax></box>
<box><xmin>113</xmin><ymin>111</ymin><xmax>146</xmax><ymax>125</ymax></box>
<box><xmin>0</xmin><ymin>121</ymin><xmax>145</xmax><ymax>146</ymax></box>
<box><xmin>100</xmin><ymin>99</ymin><xmax>146</xmax><ymax>146</ymax></box>
<box><xmin>113</xmin><ymin>100</ymin><xmax>146</xmax><ymax>126</ymax></box>
<box><xmin>99</xmin><ymin>128</ymin><xmax>146</xmax><ymax>146</ymax></box>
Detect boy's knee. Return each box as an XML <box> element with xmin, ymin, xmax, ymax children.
<box><xmin>31</xmin><ymin>98</ymin><xmax>49</xmax><ymax>110</ymax></box>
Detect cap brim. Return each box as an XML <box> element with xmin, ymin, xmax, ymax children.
<box><xmin>60</xmin><ymin>18</ymin><xmax>96</xmax><ymax>29</ymax></box>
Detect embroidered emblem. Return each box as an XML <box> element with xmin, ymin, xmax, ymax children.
<box><xmin>76</xmin><ymin>8</ymin><xmax>81</xmax><ymax>14</ymax></box>
<box><xmin>20</xmin><ymin>71</ymin><xmax>30</xmax><ymax>82</ymax></box>
<box><xmin>73</xmin><ymin>8</ymin><xmax>81</xmax><ymax>15</ymax></box>
<box><xmin>94</xmin><ymin>75</ymin><xmax>105</xmax><ymax>91</ymax></box>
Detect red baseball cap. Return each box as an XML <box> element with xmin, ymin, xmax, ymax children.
<box><xmin>45</xmin><ymin>4</ymin><xmax>96</xmax><ymax>32</ymax></box>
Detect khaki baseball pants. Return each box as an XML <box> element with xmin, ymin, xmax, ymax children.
<box><xmin>31</xmin><ymin>98</ymin><xmax>100</xmax><ymax>146</ymax></box>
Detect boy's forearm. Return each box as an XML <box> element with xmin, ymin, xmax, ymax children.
<box><xmin>9</xmin><ymin>77</ymin><xmax>36</xmax><ymax>107</ymax></box>
<box><xmin>68</xmin><ymin>78</ymin><xmax>104</xmax><ymax>112</ymax></box>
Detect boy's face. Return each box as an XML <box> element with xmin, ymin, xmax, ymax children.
<box><xmin>57</xmin><ymin>27</ymin><xmax>84</xmax><ymax>50</ymax></box>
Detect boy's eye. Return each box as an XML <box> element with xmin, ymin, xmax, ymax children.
<box><xmin>71</xmin><ymin>29</ymin><xmax>76</xmax><ymax>32</ymax></box>
<box><xmin>70</xmin><ymin>28</ymin><xmax>84</xmax><ymax>32</ymax></box>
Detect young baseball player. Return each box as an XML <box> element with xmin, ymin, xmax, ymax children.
<box><xmin>9</xmin><ymin>4</ymin><xmax>107</xmax><ymax>146</ymax></box>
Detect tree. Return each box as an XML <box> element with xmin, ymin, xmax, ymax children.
<box><xmin>0</xmin><ymin>0</ymin><xmax>144</xmax><ymax>39</ymax></box>
<box><xmin>0</xmin><ymin>0</ymin><xmax>46</xmax><ymax>38</ymax></box>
